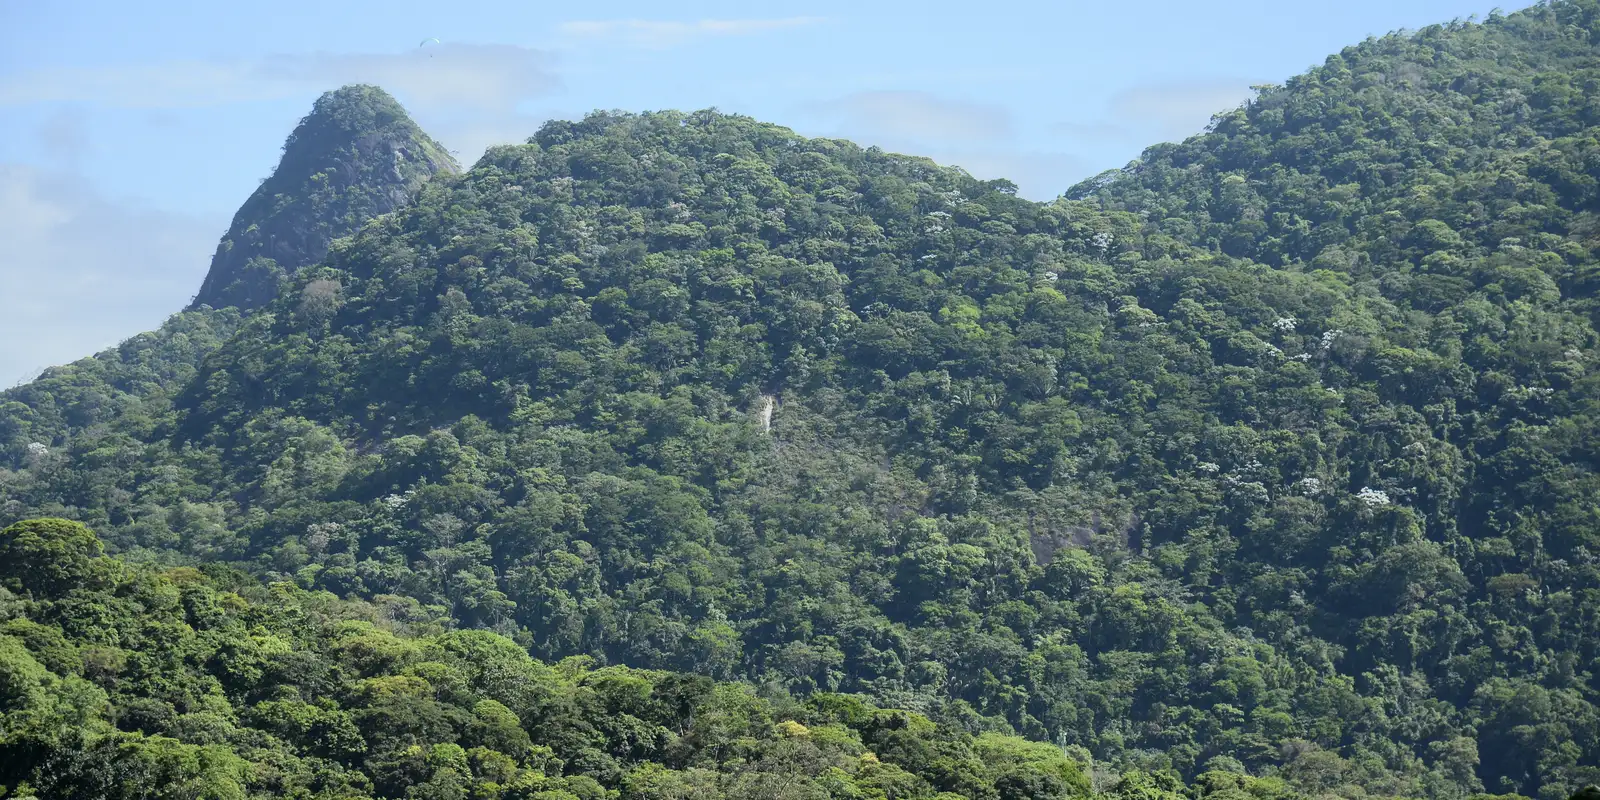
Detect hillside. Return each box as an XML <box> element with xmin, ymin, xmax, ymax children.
<box><xmin>189</xmin><ymin>85</ymin><xmax>457</xmax><ymax>311</ymax></box>
<box><xmin>0</xmin><ymin>86</ymin><xmax>456</xmax><ymax>480</ymax></box>
<box><xmin>0</xmin><ymin>517</ymin><xmax>1132</xmax><ymax>800</ymax></box>
<box><xmin>5</xmin><ymin>3</ymin><xmax>1600</xmax><ymax>800</ymax></box>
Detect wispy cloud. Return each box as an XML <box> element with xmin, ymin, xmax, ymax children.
<box><xmin>0</xmin><ymin>61</ymin><xmax>274</xmax><ymax>108</ymax></box>
<box><xmin>0</xmin><ymin>44</ymin><xmax>561</xmax><ymax>166</ymax></box>
<box><xmin>0</xmin><ymin>164</ymin><xmax>221</xmax><ymax>387</ymax></box>
<box><xmin>558</xmin><ymin>17</ymin><xmax>826</xmax><ymax>48</ymax></box>
<box><xmin>0</xmin><ymin>44</ymin><xmax>559</xmax><ymax>114</ymax></box>
<box><xmin>266</xmin><ymin>44</ymin><xmax>558</xmax><ymax>114</ymax></box>
<box><xmin>428</xmin><ymin>111</ymin><xmax>552</xmax><ymax>167</ymax></box>
<box><xmin>35</xmin><ymin>108</ymin><xmax>93</xmax><ymax>167</ymax></box>
<box><xmin>1056</xmin><ymin>78</ymin><xmax>1257</xmax><ymax>144</ymax></box>
<box><xmin>806</xmin><ymin>90</ymin><xmax>1015</xmax><ymax>146</ymax></box>
<box><xmin>1109</xmin><ymin>80</ymin><xmax>1256</xmax><ymax>138</ymax></box>
<box><xmin>798</xmin><ymin>90</ymin><xmax>1084</xmax><ymax>201</ymax></box>
<box><xmin>931</xmin><ymin>148</ymin><xmax>1090</xmax><ymax>202</ymax></box>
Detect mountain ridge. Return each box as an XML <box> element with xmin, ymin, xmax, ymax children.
<box><xmin>7</xmin><ymin>3</ymin><xmax>1600</xmax><ymax>799</ymax></box>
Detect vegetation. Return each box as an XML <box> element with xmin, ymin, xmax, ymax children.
<box><xmin>190</xmin><ymin>85</ymin><xmax>457</xmax><ymax>311</ymax></box>
<box><xmin>0</xmin><ymin>306</ymin><xmax>241</xmax><ymax>468</ymax></box>
<box><xmin>8</xmin><ymin>3</ymin><xmax>1600</xmax><ymax>799</ymax></box>
<box><xmin>0</xmin><ymin>517</ymin><xmax>1141</xmax><ymax>800</ymax></box>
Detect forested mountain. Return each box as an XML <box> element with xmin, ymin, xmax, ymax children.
<box><xmin>0</xmin><ymin>86</ymin><xmax>453</xmax><ymax>488</ymax></box>
<box><xmin>190</xmin><ymin>85</ymin><xmax>457</xmax><ymax>311</ymax></box>
<box><xmin>7</xmin><ymin>3</ymin><xmax>1600</xmax><ymax>799</ymax></box>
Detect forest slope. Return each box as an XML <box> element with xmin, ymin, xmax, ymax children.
<box><xmin>0</xmin><ymin>517</ymin><xmax>1129</xmax><ymax>800</ymax></box>
<box><xmin>6</xmin><ymin>3</ymin><xmax>1600</xmax><ymax>800</ymax></box>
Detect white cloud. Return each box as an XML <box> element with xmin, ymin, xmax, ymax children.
<box><xmin>0</xmin><ymin>44</ymin><xmax>561</xmax><ymax>167</ymax></box>
<box><xmin>807</xmin><ymin>90</ymin><xmax>1015</xmax><ymax>146</ymax></box>
<box><xmin>0</xmin><ymin>164</ymin><xmax>221</xmax><ymax>387</ymax></box>
<box><xmin>797</xmin><ymin>91</ymin><xmax>1084</xmax><ymax>201</ymax></box>
<box><xmin>1107</xmin><ymin>80</ymin><xmax>1257</xmax><ymax>139</ymax></box>
<box><xmin>35</xmin><ymin>108</ymin><xmax>92</xmax><ymax>167</ymax></box>
<box><xmin>0</xmin><ymin>61</ymin><xmax>274</xmax><ymax>109</ymax></box>
<box><xmin>265</xmin><ymin>44</ymin><xmax>558</xmax><ymax>114</ymax></box>
<box><xmin>1057</xmin><ymin>79</ymin><xmax>1257</xmax><ymax>144</ymax></box>
<box><xmin>0</xmin><ymin>44</ymin><xmax>559</xmax><ymax>114</ymax></box>
<box><xmin>428</xmin><ymin>112</ymin><xmax>551</xmax><ymax>167</ymax></box>
<box><xmin>931</xmin><ymin>149</ymin><xmax>1090</xmax><ymax>202</ymax></box>
<box><xmin>558</xmin><ymin>17</ymin><xmax>826</xmax><ymax>48</ymax></box>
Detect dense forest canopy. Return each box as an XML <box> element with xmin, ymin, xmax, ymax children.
<box><xmin>0</xmin><ymin>517</ymin><xmax>1125</xmax><ymax>800</ymax></box>
<box><xmin>8</xmin><ymin>2</ymin><xmax>1600</xmax><ymax>799</ymax></box>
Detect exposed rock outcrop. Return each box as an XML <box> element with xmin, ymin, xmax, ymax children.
<box><xmin>190</xmin><ymin>85</ymin><xmax>456</xmax><ymax>311</ymax></box>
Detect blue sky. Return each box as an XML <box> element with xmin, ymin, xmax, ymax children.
<box><xmin>0</xmin><ymin>0</ymin><xmax>1528</xmax><ymax>386</ymax></box>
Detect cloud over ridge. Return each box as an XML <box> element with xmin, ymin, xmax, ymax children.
<box><xmin>0</xmin><ymin>44</ymin><xmax>559</xmax><ymax>114</ymax></box>
<box><xmin>0</xmin><ymin>164</ymin><xmax>220</xmax><ymax>387</ymax></box>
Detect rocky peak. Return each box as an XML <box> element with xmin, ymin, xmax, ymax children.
<box><xmin>189</xmin><ymin>85</ymin><xmax>456</xmax><ymax>311</ymax></box>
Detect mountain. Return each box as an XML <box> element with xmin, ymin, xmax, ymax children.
<box><xmin>8</xmin><ymin>3</ymin><xmax>1600</xmax><ymax>799</ymax></box>
<box><xmin>0</xmin><ymin>86</ymin><xmax>455</xmax><ymax>480</ymax></box>
<box><xmin>189</xmin><ymin>85</ymin><xmax>457</xmax><ymax>311</ymax></box>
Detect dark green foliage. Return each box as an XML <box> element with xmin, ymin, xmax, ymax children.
<box><xmin>0</xmin><ymin>306</ymin><xmax>240</xmax><ymax>460</ymax></box>
<box><xmin>0</xmin><ymin>521</ymin><xmax>1117</xmax><ymax>800</ymax></box>
<box><xmin>190</xmin><ymin>84</ymin><xmax>457</xmax><ymax>311</ymax></box>
<box><xmin>9</xmin><ymin>3</ymin><xmax>1600</xmax><ymax>800</ymax></box>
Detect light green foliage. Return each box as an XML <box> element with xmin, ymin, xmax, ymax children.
<box><xmin>0</xmin><ymin>519</ymin><xmax>108</xmax><ymax>597</ymax></box>
<box><xmin>0</xmin><ymin>635</ymin><xmax>49</xmax><ymax>712</ymax></box>
<box><xmin>0</xmin><ymin>521</ymin><xmax>1115</xmax><ymax>800</ymax></box>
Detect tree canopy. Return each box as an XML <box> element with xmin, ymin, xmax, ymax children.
<box><xmin>0</xmin><ymin>518</ymin><xmax>1131</xmax><ymax>800</ymax></box>
<box><xmin>8</xmin><ymin>3</ymin><xmax>1600</xmax><ymax>799</ymax></box>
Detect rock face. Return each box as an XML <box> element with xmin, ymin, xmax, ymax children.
<box><xmin>189</xmin><ymin>85</ymin><xmax>456</xmax><ymax>311</ymax></box>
